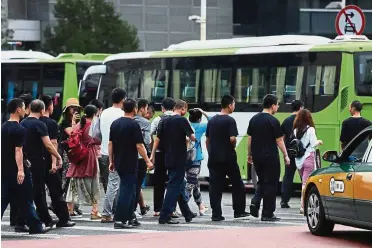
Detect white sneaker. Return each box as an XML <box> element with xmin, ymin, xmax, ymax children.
<box><xmin>300</xmin><ymin>207</ymin><xmax>304</xmax><ymax>214</ymax></box>
<box><xmin>135</xmin><ymin>211</ymin><xmax>143</xmax><ymax>219</ymax></box>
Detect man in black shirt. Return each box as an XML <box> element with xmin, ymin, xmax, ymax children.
<box><xmin>109</xmin><ymin>99</ymin><xmax>153</xmax><ymax>229</ymax></box>
<box><xmin>39</xmin><ymin>95</ymin><xmax>75</xmax><ymax>227</ymax></box>
<box><xmin>152</xmin><ymin>100</ymin><xmax>196</xmax><ymax>224</ymax></box>
<box><xmin>247</xmin><ymin>94</ymin><xmax>290</xmax><ymax>222</ymax></box>
<box><xmin>1</xmin><ymin>98</ymin><xmax>50</xmax><ymax>234</ymax></box>
<box><xmin>340</xmin><ymin>100</ymin><xmax>372</xmax><ymax>149</ymax></box>
<box><xmin>21</xmin><ymin>100</ymin><xmax>63</xmax><ymax>228</ymax></box>
<box><xmin>9</xmin><ymin>93</ymin><xmax>33</xmax><ymax>227</ymax></box>
<box><xmin>280</xmin><ymin>100</ymin><xmax>304</xmax><ymax>208</ymax></box>
<box><xmin>206</xmin><ymin>95</ymin><xmax>249</xmax><ymax>221</ymax></box>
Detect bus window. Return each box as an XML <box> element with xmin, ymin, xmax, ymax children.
<box><xmin>140</xmin><ymin>69</ymin><xmax>169</xmax><ymax>103</ymax></box>
<box><xmin>203</xmin><ymin>68</ymin><xmax>232</xmax><ymax>103</ymax></box>
<box><xmin>77</xmin><ymin>62</ymin><xmax>102</xmax><ymax>107</ymax></box>
<box><xmin>42</xmin><ymin>63</ymin><xmax>65</xmax><ymax>121</ymax></box>
<box><xmin>355</xmin><ymin>52</ymin><xmax>372</xmax><ymax>96</ymax></box>
<box><xmin>1</xmin><ymin>63</ymin><xmax>42</xmax><ymax>122</ymax></box>
<box><xmin>172</xmin><ymin>69</ymin><xmax>200</xmax><ymax>103</ymax></box>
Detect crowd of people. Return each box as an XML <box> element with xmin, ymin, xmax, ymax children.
<box><xmin>1</xmin><ymin>87</ymin><xmax>371</xmax><ymax>233</ymax></box>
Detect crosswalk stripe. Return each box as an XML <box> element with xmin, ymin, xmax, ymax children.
<box><xmin>1</xmin><ymin>231</ymin><xmax>80</xmax><ymax>239</ymax></box>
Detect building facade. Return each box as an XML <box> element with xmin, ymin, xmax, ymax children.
<box><xmin>4</xmin><ymin>0</ymin><xmax>372</xmax><ymax>51</ymax></box>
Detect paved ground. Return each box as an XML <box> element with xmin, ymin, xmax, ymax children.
<box><xmin>2</xmin><ymin>188</ymin><xmax>371</xmax><ymax>247</ymax></box>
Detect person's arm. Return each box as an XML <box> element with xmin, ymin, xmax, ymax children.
<box><xmin>273</xmin><ymin>119</ymin><xmax>290</xmax><ymax>165</ymax></box>
<box><xmin>108</xmin><ymin>141</ymin><xmax>114</xmax><ymax>172</ymax></box>
<box><xmin>49</xmin><ymin>121</ymin><xmax>59</xmax><ymax>169</ymax></box>
<box><xmin>195</xmin><ymin>108</ymin><xmax>211</xmax><ymax>121</ymax></box>
<box><xmin>229</xmin><ymin>118</ymin><xmax>239</xmax><ymax>148</ymax></box>
<box><xmin>39</xmin><ymin>122</ymin><xmax>62</xmax><ymax>171</ymax></box>
<box><xmin>340</xmin><ymin>120</ymin><xmax>346</xmax><ymax>151</ymax></box>
<box><xmin>14</xmin><ymin>128</ymin><xmax>26</xmax><ymax>184</ymax></box>
<box><xmin>205</xmin><ymin>122</ymin><xmax>210</xmax><ymax>152</ymax></box>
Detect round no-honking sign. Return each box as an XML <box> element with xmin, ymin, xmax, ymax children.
<box><xmin>335</xmin><ymin>5</ymin><xmax>366</xmax><ymax>35</ymax></box>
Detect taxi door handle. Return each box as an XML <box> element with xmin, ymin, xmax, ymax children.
<box><xmin>346</xmin><ymin>173</ymin><xmax>353</xmax><ymax>180</ymax></box>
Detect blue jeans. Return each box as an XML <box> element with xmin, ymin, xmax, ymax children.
<box><xmin>159</xmin><ymin>166</ymin><xmax>193</xmax><ymax>222</ymax></box>
<box><xmin>1</xmin><ymin>167</ymin><xmax>43</xmax><ymax>232</ymax></box>
<box><xmin>114</xmin><ymin>172</ymin><xmax>136</xmax><ymax>223</ymax></box>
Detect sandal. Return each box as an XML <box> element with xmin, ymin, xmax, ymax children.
<box><xmin>91</xmin><ymin>211</ymin><xmax>102</xmax><ymax>220</ymax></box>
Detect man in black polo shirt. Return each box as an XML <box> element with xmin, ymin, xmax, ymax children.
<box><xmin>109</xmin><ymin>99</ymin><xmax>153</xmax><ymax>229</ymax></box>
<box><xmin>152</xmin><ymin>100</ymin><xmax>197</xmax><ymax>224</ymax></box>
<box><xmin>21</xmin><ymin>100</ymin><xmax>63</xmax><ymax>228</ymax></box>
<box><xmin>340</xmin><ymin>100</ymin><xmax>372</xmax><ymax>149</ymax></box>
<box><xmin>39</xmin><ymin>95</ymin><xmax>75</xmax><ymax>227</ymax></box>
<box><xmin>247</xmin><ymin>94</ymin><xmax>290</xmax><ymax>222</ymax></box>
<box><xmin>280</xmin><ymin>100</ymin><xmax>304</xmax><ymax>208</ymax></box>
<box><xmin>206</xmin><ymin>95</ymin><xmax>249</xmax><ymax>221</ymax></box>
<box><xmin>1</xmin><ymin>98</ymin><xmax>50</xmax><ymax>234</ymax></box>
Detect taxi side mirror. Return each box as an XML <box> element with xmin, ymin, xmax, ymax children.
<box><xmin>322</xmin><ymin>150</ymin><xmax>339</xmax><ymax>163</ymax></box>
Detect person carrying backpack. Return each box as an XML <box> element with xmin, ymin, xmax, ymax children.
<box><xmin>64</xmin><ymin>105</ymin><xmax>102</xmax><ymax>220</ymax></box>
<box><xmin>290</xmin><ymin>109</ymin><xmax>323</xmax><ymax>214</ymax></box>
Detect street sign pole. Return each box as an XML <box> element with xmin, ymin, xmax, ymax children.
<box><xmin>200</xmin><ymin>0</ymin><xmax>207</xmax><ymax>41</ymax></box>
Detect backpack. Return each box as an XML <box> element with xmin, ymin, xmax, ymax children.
<box><xmin>187</xmin><ymin>140</ymin><xmax>199</xmax><ymax>163</ymax></box>
<box><xmin>288</xmin><ymin>127</ymin><xmax>310</xmax><ymax>158</ymax></box>
<box><xmin>61</xmin><ymin>127</ymin><xmax>89</xmax><ymax>164</ymax></box>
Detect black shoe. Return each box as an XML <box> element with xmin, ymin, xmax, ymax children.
<box><xmin>211</xmin><ymin>216</ymin><xmax>225</xmax><ymax>222</ymax></box>
<box><xmin>234</xmin><ymin>212</ymin><xmax>250</xmax><ymax>219</ymax></box>
<box><xmin>114</xmin><ymin>222</ymin><xmax>133</xmax><ymax>229</ymax></box>
<box><xmin>185</xmin><ymin>212</ymin><xmax>197</xmax><ymax>223</ymax></box>
<box><xmin>56</xmin><ymin>220</ymin><xmax>76</xmax><ymax>228</ymax></box>
<box><xmin>45</xmin><ymin>218</ymin><xmax>59</xmax><ymax>228</ymax></box>
<box><xmin>261</xmin><ymin>215</ymin><xmax>281</xmax><ymax>222</ymax></box>
<box><xmin>280</xmin><ymin>203</ymin><xmax>290</xmax><ymax>208</ymax></box>
<box><xmin>129</xmin><ymin>219</ymin><xmax>141</xmax><ymax>227</ymax></box>
<box><xmin>74</xmin><ymin>207</ymin><xmax>83</xmax><ymax>216</ymax></box>
<box><xmin>29</xmin><ymin>226</ymin><xmax>52</xmax><ymax>234</ymax></box>
<box><xmin>159</xmin><ymin>219</ymin><xmax>180</xmax><ymax>224</ymax></box>
<box><xmin>14</xmin><ymin>225</ymin><xmax>30</xmax><ymax>233</ymax></box>
<box><xmin>249</xmin><ymin>204</ymin><xmax>259</xmax><ymax>218</ymax></box>
<box><xmin>140</xmin><ymin>205</ymin><xmax>150</xmax><ymax>216</ymax></box>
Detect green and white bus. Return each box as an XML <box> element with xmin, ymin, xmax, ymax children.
<box><xmin>82</xmin><ymin>35</ymin><xmax>372</xmax><ymax>185</ymax></box>
<box><xmin>1</xmin><ymin>51</ymin><xmax>110</xmax><ymax>122</ymax></box>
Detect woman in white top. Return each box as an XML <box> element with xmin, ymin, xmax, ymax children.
<box><xmin>293</xmin><ymin>109</ymin><xmax>323</xmax><ymax>214</ymax></box>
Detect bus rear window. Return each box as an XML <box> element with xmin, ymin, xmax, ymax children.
<box><xmin>355</xmin><ymin>52</ymin><xmax>372</xmax><ymax>96</ymax></box>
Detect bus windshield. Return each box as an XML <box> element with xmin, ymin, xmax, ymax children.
<box><xmin>355</xmin><ymin>52</ymin><xmax>372</xmax><ymax>96</ymax></box>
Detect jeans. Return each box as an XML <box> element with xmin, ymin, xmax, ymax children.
<box><xmin>159</xmin><ymin>166</ymin><xmax>193</xmax><ymax>222</ymax></box>
<box><xmin>281</xmin><ymin>158</ymin><xmax>297</xmax><ymax>204</ymax></box>
<box><xmin>1</xmin><ymin>167</ymin><xmax>43</xmax><ymax>233</ymax></box>
<box><xmin>102</xmin><ymin>170</ymin><xmax>120</xmax><ymax>218</ymax></box>
<box><xmin>134</xmin><ymin>159</ymin><xmax>147</xmax><ymax>212</ymax></box>
<box><xmin>114</xmin><ymin>172</ymin><xmax>137</xmax><ymax>223</ymax></box>
<box><xmin>208</xmin><ymin>160</ymin><xmax>246</xmax><ymax>218</ymax></box>
<box><xmin>98</xmin><ymin>155</ymin><xmax>110</xmax><ymax>193</ymax></box>
<box><xmin>251</xmin><ymin>155</ymin><xmax>281</xmax><ymax>218</ymax></box>
<box><xmin>153</xmin><ymin>152</ymin><xmax>167</xmax><ymax>212</ymax></box>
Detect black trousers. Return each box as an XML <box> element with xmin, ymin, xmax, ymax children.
<box><xmin>30</xmin><ymin>158</ymin><xmax>53</xmax><ymax>224</ymax></box>
<box><xmin>134</xmin><ymin>159</ymin><xmax>147</xmax><ymax>212</ymax></box>
<box><xmin>251</xmin><ymin>155</ymin><xmax>281</xmax><ymax>218</ymax></box>
<box><xmin>153</xmin><ymin>152</ymin><xmax>167</xmax><ymax>212</ymax></box>
<box><xmin>44</xmin><ymin>159</ymin><xmax>70</xmax><ymax>224</ymax></box>
<box><xmin>281</xmin><ymin>158</ymin><xmax>297</xmax><ymax>204</ymax></box>
<box><xmin>208</xmin><ymin>160</ymin><xmax>246</xmax><ymax>218</ymax></box>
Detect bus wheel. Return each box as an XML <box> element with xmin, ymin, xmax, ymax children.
<box><xmin>305</xmin><ymin>186</ymin><xmax>334</xmax><ymax>236</ymax></box>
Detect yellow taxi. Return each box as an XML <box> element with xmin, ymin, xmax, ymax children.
<box><xmin>303</xmin><ymin>126</ymin><xmax>372</xmax><ymax>236</ymax></box>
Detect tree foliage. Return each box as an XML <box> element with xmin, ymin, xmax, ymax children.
<box><xmin>43</xmin><ymin>0</ymin><xmax>140</xmax><ymax>55</ymax></box>
<box><xmin>1</xmin><ymin>0</ymin><xmax>14</xmax><ymax>46</ymax></box>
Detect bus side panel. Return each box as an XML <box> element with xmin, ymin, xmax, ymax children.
<box><xmin>63</xmin><ymin>63</ymin><xmax>79</xmax><ymax>107</ymax></box>
<box><xmin>236</xmin><ymin>135</ymin><xmax>248</xmax><ymax>180</ymax></box>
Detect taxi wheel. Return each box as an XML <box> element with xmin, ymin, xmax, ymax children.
<box><xmin>305</xmin><ymin>186</ymin><xmax>334</xmax><ymax>236</ymax></box>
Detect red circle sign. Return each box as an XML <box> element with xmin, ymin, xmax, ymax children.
<box><xmin>335</xmin><ymin>5</ymin><xmax>366</xmax><ymax>35</ymax></box>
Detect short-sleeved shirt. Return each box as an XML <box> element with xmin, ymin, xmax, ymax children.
<box><xmin>1</xmin><ymin>121</ymin><xmax>26</xmax><ymax>177</ymax></box>
<box><xmin>40</xmin><ymin>116</ymin><xmax>59</xmax><ymax>164</ymax></box>
<box><xmin>157</xmin><ymin>115</ymin><xmax>194</xmax><ymax>169</ymax></box>
<box><xmin>206</xmin><ymin>115</ymin><xmax>239</xmax><ymax>164</ymax></box>
<box><xmin>247</xmin><ymin>112</ymin><xmax>283</xmax><ymax>159</ymax></box>
<box><xmin>21</xmin><ymin>117</ymin><xmax>49</xmax><ymax>161</ymax></box>
<box><xmin>281</xmin><ymin>114</ymin><xmax>296</xmax><ymax>147</ymax></box>
<box><xmin>340</xmin><ymin>117</ymin><xmax>372</xmax><ymax>147</ymax></box>
<box><xmin>110</xmin><ymin>117</ymin><xmax>144</xmax><ymax>174</ymax></box>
